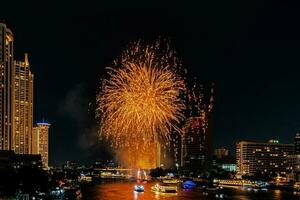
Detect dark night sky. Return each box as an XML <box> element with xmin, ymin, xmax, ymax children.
<box><xmin>2</xmin><ymin>1</ymin><xmax>300</xmax><ymax>166</ymax></box>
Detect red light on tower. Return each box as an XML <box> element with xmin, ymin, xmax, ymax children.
<box><xmin>192</xmin><ymin>118</ymin><xmax>200</xmax><ymax>129</ymax></box>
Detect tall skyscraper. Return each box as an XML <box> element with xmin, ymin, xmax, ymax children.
<box><xmin>13</xmin><ymin>54</ymin><xmax>34</xmax><ymax>154</ymax></box>
<box><xmin>0</xmin><ymin>23</ymin><xmax>34</xmax><ymax>154</ymax></box>
<box><xmin>236</xmin><ymin>140</ymin><xmax>294</xmax><ymax>175</ymax></box>
<box><xmin>0</xmin><ymin>23</ymin><xmax>14</xmax><ymax>151</ymax></box>
<box><xmin>32</xmin><ymin>122</ymin><xmax>50</xmax><ymax>167</ymax></box>
<box><xmin>169</xmin><ymin>132</ymin><xmax>182</xmax><ymax>167</ymax></box>
<box><xmin>181</xmin><ymin>82</ymin><xmax>214</xmax><ymax>171</ymax></box>
<box><xmin>295</xmin><ymin>133</ymin><xmax>300</xmax><ymax>154</ymax></box>
<box><xmin>157</xmin><ymin>141</ymin><xmax>175</xmax><ymax>169</ymax></box>
<box><xmin>32</xmin><ymin>126</ymin><xmax>38</xmax><ymax>155</ymax></box>
<box><xmin>182</xmin><ymin>117</ymin><xmax>209</xmax><ymax>170</ymax></box>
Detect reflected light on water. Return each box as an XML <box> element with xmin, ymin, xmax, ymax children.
<box><xmin>154</xmin><ymin>192</ymin><xmax>160</xmax><ymax>200</ymax></box>
<box><xmin>133</xmin><ymin>191</ymin><xmax>140</xmax><ymax>200</ymax></box>
<box><xmin>274</xmin><ymin>190</ymin><xmax>281</xmax><ymax>199</ymax></box>
<box><xmin>82</xmin><ymin>182</ymin><xmax>297</xmax><ymax>200</ymax></box>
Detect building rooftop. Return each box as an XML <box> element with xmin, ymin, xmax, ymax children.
<box><xmin>237</xmin><ymin>139</ymin><xmax>293</xmax><ymax>146</ymax></box>
<box><xmin>36</xmin><ymin>122</ymin><xmax>51</xmax><ymax>126</ymax></box>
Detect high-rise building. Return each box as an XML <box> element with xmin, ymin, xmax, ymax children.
<box><xmin>31</xmin><ymin>126</ymin><xmax>38</xmax><ymax>155</ymax></box>
<box><xmin>236</xmin><ymin>140</ymin><xmax>294</xmax><ymax>175</ymax></box>
<box><xmin>0</xmin><ymin>23</ymin><xmax>34</xmax><ymax>154</ymax></box>
<box><xmin>157</xmin><ymin>140</ymin><xmax>178</xmax><ymax>169</ymax></box>
<box><xmin>215</xmin><ymin>147</ymin><xmax>230</xmax><ymax>160</ymax></box>
<box><xmin>287</xmin><ymin>154</ymin><xmax>300</xmax><ymax>182</ymax></box>
<box><xmin>0</xmin><ymin>23</ymin><xmax>14</xmax><ymax>151</ymax></box>
<box><xmin>294</xmin><ymin>133</ymin><xmax>300</xmax><ymax>154</ymax></box>
<box><xmin>182</xmin><ymin>116</ymin><xmax>211</xmax><ymax>171</ymax></box>
<box><xmin>13</xmin><ymin>54</ymin><xmax>34</xmax><ymax>154</ymax></box>
<box><xmin>169</xmin><ymin>132</ymin><xmax>182</xmax><ymax>168</ymax></box>
<box><xmin>32</xmin><ymin>122</ymin><xmax>50</xmax><ymax>167</ymax></box>
<box><xmin>181</xmin><ymin>82</ymin><xmax>214</xmax><ymax>172</ymax></box>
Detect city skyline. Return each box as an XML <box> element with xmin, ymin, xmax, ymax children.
<box><xmin>0</xmin><ymin>23</ymin><xmax>35</xmax><ymax>154</ymax></box>
<box><xmin>3</xmin><ymin>2</ymin><xmax>300</xmax><ymax>200</ymax></box>
<box><xmin>0</xmin><ymin>22</ymin><xmax>50</xmax><ymax>170</ymax></box>
<box><xmin>2</xmin><ymin>2</ymin><xmax>300</xmax><ymax>166</ymax></box>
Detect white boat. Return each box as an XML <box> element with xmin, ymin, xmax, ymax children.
<box><xmin>151</xmin><ymin>184</ymin><xmax>177</xmax><ymax>193</ymax></box>
<box><xmin>79</xmin><ymin>175</ymin><xmax>93</xmax><ymax>182</ymax></box>
<box><xmin>217</xmin><ymin>179</ymin><xmax>252</xmax><ymax>188</ymax></box>
<box><xmin>216</xmin><ymin>179</ymin><xmax>268</xmax><ymax>189</ymax></box>
<box><xmin>100</xmin><ymin>172</ymin><xmax>127</xmax><ymax>179</ymax></box>
<box><xmin>134</xmin><ymin>185</ymin><xmax>145</xmax><ymax>192</ymax></box>
<box><xmin>162</xmin><ymin>178</ymin><xmax>179</xmax><ymax>184</ymax></box>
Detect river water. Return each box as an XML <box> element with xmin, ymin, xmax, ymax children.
<box><xmin>81</xmin><ymin>181</ymin><xmax>298</xmax><ymax>200</ymax></box>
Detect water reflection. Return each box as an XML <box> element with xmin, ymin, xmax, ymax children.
<box><xmin>81</xmin><ymin>181</ymin><xmax>296</xmax><ymax>200</ymax></box>
<box><xmin>274</xmin><ymin>189</ymin><xmax>282</xmax><ymax>199</ymax></box>
<box><xmin>134</xmin><ymin>191</ymin><xmax>148</xmax><ymax>200</ymax></box>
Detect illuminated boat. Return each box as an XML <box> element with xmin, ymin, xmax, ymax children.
<box><xmin>294</xmin><ymin>182</ymin><xmax>300</xmax><ymax>191</ymax></box>
<box><xmin>162</xmin><ymin>178</ymin><xmax>179</xmax><ymax>184</ymax></box>
<box><xmin>79</xmin><ymin>175</ymin><xmax>93</xmax><ymax>182</ymax></box>
<box><xmin>151</xmin><ymin>184</ymin><xmax>178</xmax><ymax>193</ymax></box>
<box><xmin>49</xmin><ymin>187</ymin><xmax>64</xmax><ymax>198</ymax></box>
<box><xmin>216</xmin><ymin>179</ymin><xmax>268</xmax><ymax>189</ymax></box>
<box><xmin>216</xmin><ymin>179</ymin><xmax>252</xmax><ymax>187</ymax></box>
<box><xmin>100</xmin><ymin>172</ymin><xmax>127</xmax><ymax>179</ymax></box>
<box><xmin>252</xmin><ymin>181</ymin><xmax>269</xmax><ymax>189</ymax></box>
<box><xmin>182</xmin><ymin>180</ymin><xmax>197</xmax><ymax>189</ymax></box>
<box><xmin>134</xmin><ymin>185</ymin><xmax>145</xmax><ymax>192</ymax></box>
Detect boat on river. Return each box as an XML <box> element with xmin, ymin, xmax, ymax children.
<box><xmin>151</xmin><ymin>183</ymin><xmax>178</xmax><ymax>194</ymax></box>
<box><xmin>294</xmin><ymin>182</ymin><xmax>300</xmax><ymax>191</ymax></box>
<box><xmin>216</xmin><ymin>179</ymin><xmax>268</xmax><ymax>189</ymax></box>
<box><xmin>134</xmin><ymin>185</ymin><xmax>145</xmax><ymax>192</ymax></box>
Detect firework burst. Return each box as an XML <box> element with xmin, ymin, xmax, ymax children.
<box><xmin>97</xmin><ymin>40</ymin><xmax>185</xmax><ymax>168</ymax></box>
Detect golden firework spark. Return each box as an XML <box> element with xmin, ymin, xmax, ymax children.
<box><xmin>97</xmin><ymin>40</ymin><xmax>185</xmax><ymax>168</ymax></box>
<box><xmin>185</xmin><ymin>81</ymin><xmax>215</xmax><ymax>132</ymax></box>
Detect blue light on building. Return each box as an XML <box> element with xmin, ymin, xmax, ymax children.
<box><xmin>221</xmin><ymin>163</ymin><xmax>236</xmax><ymax>172</ymax></box>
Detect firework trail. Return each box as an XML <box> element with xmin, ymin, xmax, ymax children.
<box><xmin>97</xmin><ymin>40</ymin><xmax>185</xmax><ymax>168</ymax></box>
<box><xmin>185</xmin><ymin>80</ymin><xmax>214</xmax><ymax>131</ymax></box>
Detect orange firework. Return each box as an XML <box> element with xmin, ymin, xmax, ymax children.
<box><xmin>97</xmin><ymin>40</ymin><xmax>185</xmax><ymax>168</ymax></box>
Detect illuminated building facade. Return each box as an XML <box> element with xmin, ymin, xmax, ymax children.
<box><xmin>181</xmin><ymin>82</ymin><xmax>214</xmax><ymax>171</ymax></box>
<box><xmin>287</xmin><ymin>154</ymin><xmax>300</xmax><ymax>181</ymax></box>
<box><xmin>13</xmin><ymin>54</ymin><xmax>34</xmax><ymax>154</ymax></box>
<box><xmin>236</xmin><ymin>140</ymin><xmax>294</xmax><ymax>175</ymax></box>
<box><xmin>295</xmin><ymin>133</ymin><xmax>300</xmax><ymax>154</ymax></box>
<box><xmin>0</xmin><ymin>23</ymin><xmax>34</xmax><ymax>154</ymax></box>
<box><xmin>0</xmin><ymin>150</ymin><xmax>42</xmax><ymax>170</ymax></box>
<box><xmin>215</xmin><ymin>147</ymin><xmax>230</xmax><ymax>160</ymax></box>
<box><xmin>32</xmin><ymin>122</ymin><xmax>50</xmax><ymax>167</ymax></box>
<box><xmin>0</xmin><ymin>23</ymin><xmax>14</xmax><ymax>151</ymax></box>
<box><xmin>213</xmin><ymin>147</ymin><xmax>236</xmax><ymax>172</ymax></box>
<box><xmin>182</xmin><ymin>116</ymin><xmax>210</xmax><ymax>170</ymax></box>
<box><xmin>156</xmin><ymin>131</ymin><xmax>182</xmax><ymax>169</ymax></box>
<box><xmin>157</xmin><ymin>140</ymin><xmax>178</xmax><ymax>169</ymax></box>
<box><xmin>32</xmin><ymin>127</ymin><xmax>37</xmax><ymax>153</ymax></box>
<box><xmin>169</xmin><ymin>132</ymin><xmax>182</xmax><ymax>167</ymax></box>
<box><xmin>221</xmin><ymin>163</ymin><xmax>237</xmax><ymax>172</ymax></box>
